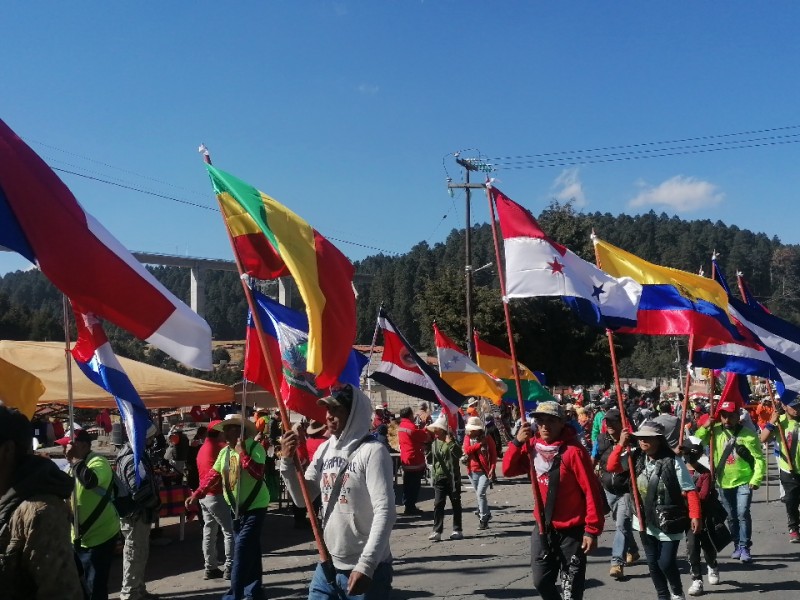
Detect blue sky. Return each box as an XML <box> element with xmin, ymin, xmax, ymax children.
<box><xmin>3</xmin><ymin>2</ymin><xmax>800</xmax><ymax>275</ymax></box>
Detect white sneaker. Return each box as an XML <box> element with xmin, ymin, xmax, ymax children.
<box><xmin>428</xmin><ymin>531</ymin><xmax>441</xmax><ymax>542</ymax></box>
<box><xmin>688</xmin><ymin>579</ymin><xmax>703</xmax><ymax>596</ymax></box>
<box><xmin>707</xmin><ymin>566</ymin><xmax>720</xmax><ymax>585</ymax></box>
<box><xmin>449</xmin><ymin>530</ymin><xmax>463</xmax><ymax>540</ymax></box>
<box><xmin>670</xmin><ymin>594</ymin><xmax>686</xmax><ymax>600</ymax></box>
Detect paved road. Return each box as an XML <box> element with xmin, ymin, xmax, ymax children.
<box><xmin>112</xmin><ymin>457</ymin><xmax>800</xmax><ymax>599</ymax></box>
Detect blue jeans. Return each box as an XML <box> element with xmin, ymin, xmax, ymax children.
<box><xmin>719</xmin><ymin>484</ymin><xmax>752</xmax><ymax>548</ymax></box>
<box><xmin>641</xmin><ymin>534</ymin><xmax>683</xmax><ymax>600</ymax></box>
<box><xmin>75</xmin><ymin>535</ymin><xmax>117</xmax><ymax>600</ymax></box>
<box><xmin>308</xmin><ymin>561</ymin><xmax>393</xmax><ymax>600</ymax></box>
<box><xmin>606</xmin><ymin>490</ymin><xmax>638</xmax><ymax>566</ymax></box>
<box><xmin>468</xmin><ymin>472</ymin><xmax>491</xmax><ymax>521</ymax></box>
<box><xmin>222</xmin><ymin>508</ymin><xmax>266</xmax><ymax>600</ymax></box>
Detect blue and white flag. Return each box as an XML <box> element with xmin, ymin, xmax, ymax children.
<box><xmin>691</xmin><ymin>261</ymin><xmax>779</xmax><ymax>380</ymax></box>
<box><xmin>72</xmin><ymin>304</ymin><xmax>152</xmax><ymax>481</ymax></box>
<box><xmin>729</xmin><ymin>293</ymin><xmax>800</xmax><ymax>405</ymax></box>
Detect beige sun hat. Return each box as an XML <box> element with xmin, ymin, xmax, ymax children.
<box><xmin>426</xmin><ymin>414</ymin><xmax>449</xmax><ymax>433</ymax></box>
<box><xmin>212</xmin><ymin>414</ymin><xmax>258</xmax><ymax>438</ymax></box>
<box><xmin>464</xmin><ymin>416</ymin><xmax>484</xmax><ymax>433</ymax></box>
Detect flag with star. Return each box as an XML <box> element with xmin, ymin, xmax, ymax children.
<box><xmin>491</xmin><ymin>185</ymin><xmax>642</xmax><ymax>329</ymax></box>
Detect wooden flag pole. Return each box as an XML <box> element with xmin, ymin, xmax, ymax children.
<box><xmin>678</xmin><ymin>335</ymin><xmax>694</xmax><ymax>448</ymax></box>
<box><xmin>201</xmin><ymin>150</ymin><xmax>332</xmax><ymax>568</ymax></box>
<box><xmin>592</xmin><ymin>239</ymin><xmax>646</xmax><ymax>532</ymax></box>
<box><xmin>62</xmin><ymin>294</ymin><xmax>80</xmax><ymax>539</ymax></box>
<box><xmin>485</xmin><ymin>184</ymin><xmax>547</xmax><ymax>534</ymax></box>
<box><xmin>363</xmin><ymin>304</ymin><xmax>383</xmax><ymax>399</ymax></box>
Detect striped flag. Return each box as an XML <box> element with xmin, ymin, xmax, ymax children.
<box><xmin>0</xmin><ymin>119</ymin><xmax>212</xmax><ymax>370</ymax></box>
<box><xmin>207</xmin><ymin>165</ymin><xmax>355</xmax><ymax>388</ymax></box>
<box><xmin>433</xmin><ymin>323</ymin><xmax>505</xmax><ymax>405</ymax></box>
<box><xmin>71</xmin><ymin>304</ymin><xmax>152</xmax><ymax>481</ymax></box>
<box><xmin>371</xmin><ymin>309</ymin><xmax>465</xmax><ymax>430</ymax></box>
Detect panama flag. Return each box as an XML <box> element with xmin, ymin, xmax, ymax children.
<box><xmin>71</xmin><ymin>303</ymin><xmax>152</xmax><ymax>482</ymax></box>
<box><xmin>0</xmin><ymin>119</ymin><xmax>212</xmax><ymax>370</ymax></box>
<box><xmin>371</xmin><ymin>309</ymin><xmax>465</xmax><ymax>430</ymax></box>
<box><xmin>433</xmin><ymin>323</ymin><xmax>505</xmax><ymax>405</ymax></box>
<box><xmin>245</xmin><ymin>289</ymin><xmax>368</xmax><ymax>422</ymax></box>
<box><xmin>490</xmin><ymin>185</ymin><xmax>642</xmax><ymax>329</ymax></box>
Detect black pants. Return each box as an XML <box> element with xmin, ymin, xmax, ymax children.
<box><xmin>781</xmin><ymin>470</ymin><xmax>800</xmax><ymax>531</ymax></box>
<box><xmin>530</xmin><ymin>524</ymin><xmax>586</xmax><ymax>600</ymax></box>
<box><xmin>686</xmin><ymin>528</ymin><xmax>717</xmax><ymax>580</ymax></box>
<box><xmin>641</xmin><ymin>533</ymin><xmax>682</xmax><ymax>600</ymax></box>
<box><xmin>402</xmin><ymin>469</ymin><xmax>424</xmax><ymax>509</ymax></box>
<box><xmin>432</xmin><ymin>478</ymin><xmax>462</xmax><ymax>534</ymax></box>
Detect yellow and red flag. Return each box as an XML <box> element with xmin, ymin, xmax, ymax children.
<box><xmin>207</xmin><ymin>165</ymin><xmax>355</xmax><ymax>387</ymax></box>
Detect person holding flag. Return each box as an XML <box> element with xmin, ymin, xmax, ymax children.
<box><xmin>503</xmin><ymin>401</ymin><xmax>604</xmax><ymax>600</ymax></box>
<box><xmin>696</xmin><ymin>398</ymin><xmax>765</xmax><ymax>563</ymax></box>
<box><xmin>760</xmin><ymin>397</ymin><xmax>800</xmax><ymax>544</ymax></box>
<box><xmin>186</xmin><ymin>415</ymin><xmax>270</xmax><ymax>600</ymax></box>
<box><xmin>279</xmin><ymin>384</ymin><xmax>395</xmax><ymax>599</ymax></box>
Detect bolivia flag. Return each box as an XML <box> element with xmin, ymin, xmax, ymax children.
<box><xmin>0</xmin><ymin>357</ymin><xmax>45</xmax><ymax>419</ymax></box>
<box><xmin>207</xmin><ymin>165</ymin><xmax>356</xmax><ymax>388</ymax></box>
<box><xmin>473</xmin><ymin>334</ymin><xmax>555</xmax><ymax>408</ymax></box>
<box><xmin>433</xmin><ymin>323</ymin><xmax>505</xmax><ymax>405</ymax></box>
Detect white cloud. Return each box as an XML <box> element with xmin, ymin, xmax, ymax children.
<box><xmin>628</xmin><ymin>175</ymin><xmax>724</xmax><ymax>212</ymax></box>
<box><xmin>551</xmin><ymin>167</ymin><xmax>587</xmax><ymax>207</ymax></box>
<box><xmin>357</xmin><ymin>83</ymin><xmax>379</xmax><ymax>95</ymax></box>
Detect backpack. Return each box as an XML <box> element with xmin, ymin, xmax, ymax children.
<box><xmin>115</xmin><ymin>452</ymin><xmax>162</xmax><ymax>514</ymax></box>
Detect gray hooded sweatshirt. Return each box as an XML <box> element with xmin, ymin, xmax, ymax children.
<box><xmin>280</xmin><ymin>387</ymin><xmax>395</xmax><ymax>577</ymax></box>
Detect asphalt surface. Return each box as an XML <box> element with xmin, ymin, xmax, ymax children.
<box><xmin>110</xmin><ymin>454</ymin><xmax>800</xmax><ymax>600</ymax></box>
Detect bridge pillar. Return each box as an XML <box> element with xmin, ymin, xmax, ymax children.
<box><xmin>190</xmin><ymin>264</ymin><xmax>205</xmax><ymax>317</ymax></box>
<box><xmin>278</xmin><ymin>277</ymin><xmax>292</xmax><ymax>306</ymax></box>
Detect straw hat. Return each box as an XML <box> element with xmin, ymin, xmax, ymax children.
<box><xmin>306</xmin><ymin>420</ymin><xmax>326</xmax><ymax>436</ymax></box>
<box><xmin>211</xmin><ymin>414</ymin><xmax>258</xmax><ymax>438</ymax></box>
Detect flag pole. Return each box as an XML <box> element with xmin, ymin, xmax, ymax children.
<box><xmin>363</xmin><ymin>303</ymin><xmax>383</xmax><ymax>398</ymax></box>
<box><xmin>707</xmin><ymin>254</ymin><xmax>719</xmax><ymax>483</ymax></box>
<box><xmin>200</xmin><ymin>148</ymin><xmax>332</xmax><ymax>568</ymax></box>
<box><xmin>592</xmin><ymin>235</ymin><xmax>646</xmax><ymax>532</ymax></box>
<box><xmin>485</xmin><ymin>183</ymin><xmax>546</xmax><ymax>534</ymax></box>
<box><xmin>62</xmin><ymin>294</ymin><xmax>80</xmax><ymax>539</ymax></box>
<box><xmin>678</xmin><ymin>335</ymin><xmax>694</xmax><ymax>448</ymax></box>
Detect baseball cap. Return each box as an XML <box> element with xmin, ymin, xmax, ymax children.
<box><xmin>56</xmin><ymin>428</ymin><xmax>92</xmax><ymax>446</ymax></box>
<box><xmin>531</xmin><ymin>402</ymin><xmax>565</xmax><ymax>420</ymax></box>
<box><xmin>717</xmin><ymin>400</ymin><xmax>737</xmax><ymax>414</ymax></box>
<box><xmin>318</xmin><ymin>384</ymin><xmax>355</xmax><ymax>413</ymax></box>
<box><xmin>604</xmin><ymin>408</ymin><xmax>622</xmax><ymax>422</ymax></box>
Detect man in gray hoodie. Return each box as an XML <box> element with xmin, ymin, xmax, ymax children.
<box><xmin>281</xmin><ymin>383</ymin><xmax>396</xmax><ymax>599</ymax></box>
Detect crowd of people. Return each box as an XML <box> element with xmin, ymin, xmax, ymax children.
<box><xmin>1</xmin><ymin>382</ymin><xmax>798</xmax><ymax>600</ymax></box>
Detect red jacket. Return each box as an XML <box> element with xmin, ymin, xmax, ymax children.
<box><xmin>503</xmin><ymin>427</ymin><xmax>605</xmax><ymax>537</ymax></box>
<box><xmin>195</xmin><ymin>437</ymin><xmax>225</xmax><ymax>496</ymax></box>
<box><xmin>398</xmin><ymin>418</ymin><xmax>429</xmax><ymax>471</ymax></box>
<box><xmin>463</xmin><ymin>434</ymin><xmax>497</xmax><ymax>476</ymax></box>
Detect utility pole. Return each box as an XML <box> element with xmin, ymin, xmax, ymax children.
<box><xmin>448</xmin><ymin>154</ymin><xmax>492</xmax><ymax>360</ymax></box>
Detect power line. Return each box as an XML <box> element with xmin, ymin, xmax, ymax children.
<box><xmin>51</xmin><ymin>166</ymin><xmax>218</xmax><ymax>211</ymax></box>
<box><xmin>485</xmin><ymin>123</ymin><xmax>800</xmax><ymax>161</ymax></box>
<box><xmin>51</xmin><ymin>166</ymin><xmax>401</xmax><ymax>255</ymax></box>
<box><xmin>491</xmin><ymin>137</ymin><xmax>800</xmax><ymax>170</ymax></box>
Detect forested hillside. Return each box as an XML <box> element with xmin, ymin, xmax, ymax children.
<box><xmin>3</xmin><ymin>202</ymin><xmax>799</xmax><ymax>386</ymax></box>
